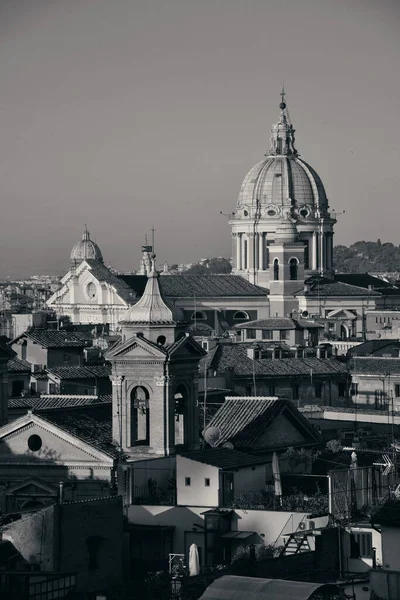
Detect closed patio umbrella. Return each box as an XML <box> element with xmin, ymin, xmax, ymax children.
<box><xmin>189</xmin><ymin>543</ymin><xmax>200</xmax><ymax>577</ymax></box>
<box><xmin>272</xmin><ymin>452</ymin><xmax>282</xmax><ymax>504</ymax></box>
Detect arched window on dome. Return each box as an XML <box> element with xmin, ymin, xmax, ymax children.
<box><xmin>289</xmin><ymin>258</ymin><xmax>298</xmax><ymax>281</ymax></box>
<box><xmin>191</xmin><ymin>311</ymin><xmax>207</xmax><ymax>321</ymax></box>
<box><xmin>273</xmin><ymin>259</ymin><xmax>279</xmax><ymax>281</ymax></box>
<box><xmin>131</xmin><ymin>386</ymin><xmax>150</xmax><ymax>446</ymax></box>
<box><xmin>233</xmin><ymin>311</ymin><xmax>249</xmax><ymax>321</ymax></box>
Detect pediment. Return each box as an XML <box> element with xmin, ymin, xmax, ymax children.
<box><xmin>0</xmin><ymin>417</ymin><xmax>112</xmax><ymax>464</ymax></box>
<box><xmin>106</xmin><ymin>338</ymin><xmax>167</xmax><ymax>360</ymax></box>
<box><xmin>327</xmin><ymin>308</ymin><xmax>357</xmax><ymax>320</ymax></box>
<box><xmin>7</xmin><ymin>478</ymin><xmax>58</xmax><ymax>496</ymax></box>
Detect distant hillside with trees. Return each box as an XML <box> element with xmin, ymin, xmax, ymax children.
<box><xmin>333</xmin><ymin>240</ymin><xmax>400</xmax><ymax>273</ymax></box>
<box><xmin>185</xmin><ymin>257</ymin><xmax>232</xmax><ymax>275</ymax></box>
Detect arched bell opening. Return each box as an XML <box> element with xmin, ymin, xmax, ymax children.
<box><xmin>131</xmin><ymin>386</ymin><xmax>150</xmax><ymax>446</ymax></box>
<box><xmin>174</xmin><ymin>384</ymin><xmax>189</xmax><ymax>448</ymax></box>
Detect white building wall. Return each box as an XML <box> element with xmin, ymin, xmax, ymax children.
<box><xmin>176</xmin><ymin>456</ymin><xmax>219</xmax><ymax>507</ymax></box>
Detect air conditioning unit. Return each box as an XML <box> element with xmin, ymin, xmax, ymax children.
<box><xmin>298</xmin><ymin>522</ymin><xmax>306</xmax><ymax>530</ymax></box>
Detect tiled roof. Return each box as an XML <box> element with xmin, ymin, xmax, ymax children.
<box><xmin>180</xmin><ymin>448</ymin><xmax>270</xmax><ymax>469</ymax></box>
<box><xmin>350</xmin><ymin>357</ymin><xmax>400</xmax><ymax>375</ymax></box>
<box><xmin>17</xmin><ymin>330</ymin><xmax>92</xmax><ymax>348</ymax></box>
<box><xmin>37</xmin><ymin>405</ymin><xmax>117</xmax><ymax>457</ymax></box>
<box><xmin>336</xmin><ymin>273</ymin><xmax>400</xmax><ymax>291</ymax></box>
<box><xmin>207</xmin><ymin>397</ymin><xmax>321</xmax><ymax>449</ymax></box>
<box><xmin>85</xmin><ymin>260</ymin><xmax>137</xmax><ymax>304</ymax></box>
<box><xmin>7</xmin><ymin>358</ymin><xmax>31</xmax><ymax>373</ymax></box>
<box><xmin>236</xmin><ymin>317</ymin><xmax>322</xmax><ymax>330</ymax></box>
<box><xmin>348</xmin><ymin>340</ymin><xmax>400</xmax><ymax>357</ymax></box>
<box><xmin>119</xmin><ymin>274</ymin><xmax>267</xmax><ymax>298</ymax></box>
<box><xmin>46</xmin><ymin>364</ymin><xmax>111</xmax><ymax>380</ymax></box>
<box><xmin>373</xmin><ymin>499</ymin><xmax>400</xmax><ymax>527</ymax></box>
<box><xmin>9</xmin><ymin>394</ymin><xmax>112</xmax><ymax>410</ymax></box>
<box><xmin>296</xmin><ymin>277</ymin><xmax>381</xmax><ymax>298</ymax></box>
<box><xmin>200</xmin><ymin>343</ymin><xmax>348</xmax><ymax>378</ymax></box>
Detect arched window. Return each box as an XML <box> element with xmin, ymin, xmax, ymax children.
<box><xmin>289</xmin><ymin>258</ymin><xmax>298</xmax><ymax>280</ymax></box>
<box><xmin>174</xmin><ymin>384</ymin><xmax>188</xmax><ymax>447</ymax></box>
<box><xmin>273</xmin><ymin>259</ymin><xmax>279</xmax><ymax>281</ymax></box>
<box><xmin>233</xmin><ymin>311</ymin><xmax>249</xmax><ymax>321</ymax></box>
<box><xmin>191</xmin><ymin>311</ymin><xmax>207</xmax><ymax>321</ymax></box>
<box><xmin>131</xmin><ymin>386</ymin><xmax>150</xmax><ymax>446</ymax></box>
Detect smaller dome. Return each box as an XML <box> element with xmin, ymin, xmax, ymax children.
<box><xmin>274</xmin><ymin>217</ymin><xmax>298</xmax><ymax>243</ymax></box>
<box><xmin>70</xmin><ymin>226</ymin><xmax>103</xmax><ymax>265</ymax></box>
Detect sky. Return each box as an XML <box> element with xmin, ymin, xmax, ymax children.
<box><xmin>0</xmin><ymin>0</ymin><xmax>399</xmax><ymax>278</ymax></box>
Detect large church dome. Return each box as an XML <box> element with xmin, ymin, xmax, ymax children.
<box><xmin>236</xmin><ymin>93</ymin><xmax>328</xmax><ymax>221</ymax></box>
<box><xmin>70</xmin><ymin>226</ymin><xmax>103</xmax><ymax>266</ymax></box>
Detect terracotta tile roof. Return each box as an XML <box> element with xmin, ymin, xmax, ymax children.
<box><xmin>348</xmin><ymin>340</ymin><xmax>400</xmax><ymax>357</ymax></box>
<box><xmin>180</xmin><ymin>448</ymin><xmax>270</xmax><ymax>469</ymax></box>
<box><xmin>85</xmin><ymin>260</ymin><xmax>137</xmax><ymax>304</ymax></box>
<box><xmin>373</xmin><ymin>499</ymin><xmax>400</xmax><ymax>527</ymax></box>
<box><xmin>207</xmin><ymin>397</ymin><xmax>321</xmax><ymax>449</ymax></box>
<box><xmin>200</xmin><ymin>343</ymin><xmax>348</xmax><ymax>378</ymax></box>
<box><xmin>336</xmin><ymin>273</ymin><xmax>400</xmax><ymax>291</ymax></box>
<box><xmin>119</xmin><ymin>274</ymin><xmax>267</xmax><ymax>298</ymax></box>
<box><xmin>7</xmin><ymin>358</ymin><xmax>31</xmax><ymax>373</ymax></box>
<box><xmin>46</xmin><ymin>364</ymin><xmax>111</xmax><ymax>380</ymax></box>
<box><xmin>236</xmin><ymin>317</ymin><xmax>323</xmax><ymax>330</ymax></box>
<box><xmin>16</xmin><ymin>330</ymin><xmax>92</xmax><ymax>348</ymax></box>
<box><xmin>36</xmin><ymin>405</ymin><xmax>117</xmax><ymax>457</ymax></box>
<box><xmin>295</xmin><ymin>277</ymin><xmax>381</xmax><ymax>298</ymax></box>
<box><xmin>9</xmin><ymin>394</ymin><xmax>112</xmax><ymax>410</ymax></box>
<box><xmin>350</xmin><ymin>357</ymin><xmax>400</xmax><ymax>375</ymax></box>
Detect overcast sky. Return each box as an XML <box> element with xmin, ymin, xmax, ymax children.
<box><xmin>0</xmin><ymin>0</ymin><xmax>399</xmax><ymax>278</ymax></box>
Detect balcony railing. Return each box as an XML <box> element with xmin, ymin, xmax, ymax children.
<box><xmin>132</xmin><ymin>484</ymin><xmax>176</xmax><ymax>506</ymax></box>
<box><xmin>229</xmin><ymin>490</ymin><xmax>329</xmax><ymax>514</ymax></box>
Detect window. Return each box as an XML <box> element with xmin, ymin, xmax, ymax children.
<box><xmin>351</xmin><ymin>383</ymin><xmax>358</xmax><ymax>396</ymax></box>
<box><xmin>350</xmin><ymin>532</ymin><xmax>373</xmax><ymax>558</ymax></box>
<box><xmin>292</xmin><ymin>385</ymin><xmax>299</xmax><ymax>400</ymax></box>
<box><xmin>246</xmin><ymin>329</ymin><xmax>256</xmax><ymax>339</ymax></box>
<box><xmin>157</xmin><ymin>335</ymin><xmax>166</xmax><ymax>346</ymax></box>
<box><xmin>315</xmin><ymin>383</ymin><xmax>322</xmax><ymax>399</ymax></box>
<box><xmin>279</xmin><ymin>330</ymin><xmax>288</xmax><ymax>340</ymax></box>
<box><xmin>375</xmin><ymin>390</ymin><xmax>384</xmax><ymax>409</ymax></box>
<box><xmin>28</xmin><ymin>435</ymin><xmax>42</xmax><ymax>452</ymax></box>
<box><xmin>273</xmin><ymin>259</ymin><xmax>279</xmax><ymax>281</ymax></box>
<box><xmin>262</xmin><ymin>330</ymin><xmax>273</xmax><ymax>340</ymax></box>
<box><xmin>86</xmin><ymin>536</ymin><xmax>103</xmax><ymax>571</ymax></box>
<box><xmin>11</xmin><ymin>380</ymin><xmax>24</xmax><ymax>397</ymax></box>
<box><xmin>205</xmin><ymin>478</ymin><xmax>210</xmax><ymax>487</ymax></box>
<box><xmin>191</xmin><ymin>311</ymin><xmax>207</xmax><ymax>321</ymax></box>
<box><xmin>63</xmin><ymin>353</ymin><xmax>71</xmax><ymax>363</ymax></box>
<box><xmin>289</xmin><ymin>258</ymin><xmax>298</xmax><ymax>280</ymax></box>
<box><xmin>303</xmin><ymin>240</ymin><xmax>309</xmax><ymax>269</ymax></box>
<box><xmin>233</xmin><ymin>311</ymin><xmax>249</xmax><ymax>321</ymax></box>
<box><xmin>395</xmin><ymin>384</ymin><xmax>400</xmax><ymax>398</ymax></box>
<box><xmin>338</xmin><ymin>382</ymin><xmax>346</xmax><ymax>397</ymax></box>
<box><xmin>185</xmin><ymin>477</ymin><xmax>191</xmax><ymax>487</ymax></box>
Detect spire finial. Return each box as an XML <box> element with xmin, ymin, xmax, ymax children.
<box><xmin>280</xmin><ymin>84</ymin><xmax>286</xmax><ymax>110</ymax></box>
<box><xmin>83</xmin><ymin>224</ymin><xmax>90</xmax><ymax>240</ymax></box>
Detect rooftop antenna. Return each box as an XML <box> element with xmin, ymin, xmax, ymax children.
<box><xmin>151</xmin><ymin>227</ymin><xmax>155</xmax><ymax>253</ymax></box>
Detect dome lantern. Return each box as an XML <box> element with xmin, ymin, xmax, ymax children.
<box><xmin>70</xmin><ymin>225</ymin><xmax>104</xmax><ymax>266</ymax></box>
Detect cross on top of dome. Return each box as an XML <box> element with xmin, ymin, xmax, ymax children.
<box><xmin>268</xmin><ymin>88</ymin><xmax>298</xmax><ymax>157</ymax></box>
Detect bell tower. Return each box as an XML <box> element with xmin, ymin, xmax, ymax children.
<box><xmin>105</xmin><ymin>255</ymin><xmax>205</xmax><ymax>457</ymax></box>
<box><xmin>268</xmin><ymin>217</ymin><xmax>305</xmax><ymax>317</ymax></box>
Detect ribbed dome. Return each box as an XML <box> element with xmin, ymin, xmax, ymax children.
<box><xmin>70</xmin><ymin>226</ymin><xmax>103</xmax><ymax>266</ymax></box>
<box><xmin>236</xmin><ymin>94</ymin><xmax>328</xmax><ymax>221</ymax></box>
<box><xmin>274</xmin><ymin>217</ymin><xmax>298</xmax><ymax>243</ymax></box>
<box><xmin>237</xmin><ymin>156</ymin><xmax>328</xmax><ymax>217</ymax></box>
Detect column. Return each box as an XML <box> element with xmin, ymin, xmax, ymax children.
<box><xmin>231</xmin><ymin>233</ymin><xmax>236</xmax><ymax>270</ymax></box>
<box><xmin>259</xmin><ymin>233</ymin><xmax>264</xmax><ymax>271</ymax></box>
<box><xmin>320</xmin><ymin>231</ymin><xmax>325</xmax><ymax>273</ymax></box>
<box><xmin>238</xmin><ymin>234</ymin><xmax>243</xmax><ymax>270</ymax></box>
<box><xmin>248</xmin><ymin>233</ymin><xmax>255</xmax><ymax>271</ymax></box>
<box><xmin>312</xmin><ymin>231</ymin><xmax>317</xmax><ymax>270</ymax></box>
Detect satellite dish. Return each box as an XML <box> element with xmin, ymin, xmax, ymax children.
<box><xmin>222</xmin><ymin>441</ymin><xmax>234</xmax><ymax>450</ymax></box>
<box><xmin>301</xmin><ymin>310</ymin><xmax>309</xmax><ymax>318</ymax></box>
<box><xmin>203</xmin><ymin>426</ymin><xmax>221</xmax><ymax>447</ymax></box>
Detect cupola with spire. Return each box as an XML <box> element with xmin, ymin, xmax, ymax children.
<box><xmin>120</xmin><ymin>254</ymin><xmax>186</xmax><ymax>345</ymax></box>
<box><xmin>70</xmin><ymin>225</ymin><xmax>103</xmax><ymax>267</ymax></box>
